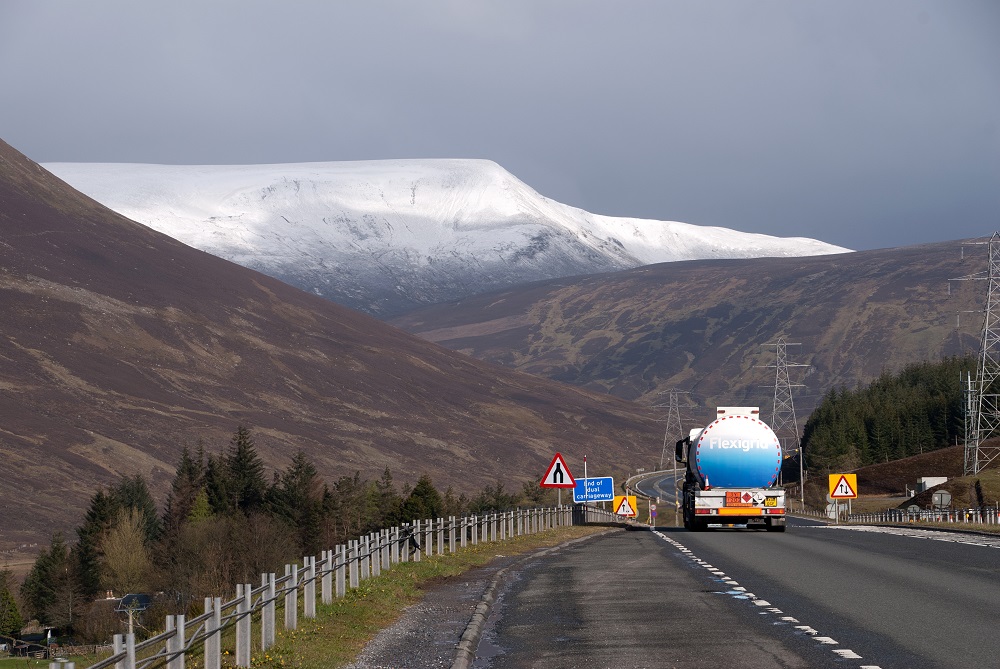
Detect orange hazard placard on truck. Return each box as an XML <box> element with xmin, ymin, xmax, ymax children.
<box><xmin>725</xmin><ymin>491</ymin><xmax>755</xmax><ymax>507</ymax></box>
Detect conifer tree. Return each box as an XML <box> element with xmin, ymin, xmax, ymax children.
<box><xmin>162</xmin><ymin>444</ymin><xmax>206</xmax><ymax>540</ymax></box>
<box><xmin>74</xmin><ymin>489</ymin><xmax>115</xmax><ymax>599</ymax></box>
<box><xmin>225</xmin><ymin>426</ymin><xmax>269</xmax><ymax>514</ymax></box>
<box><xmin>203</xmin><ymin>453</ymin><xmax>231</xmax><ymax>515</ymax></box>
<box><xmin>20</xmin><ymin>533</ymin><xmax>82</xmax><ymax>628</ymax></box>
<box><xmin>0</xmin><ymin>569</ymin><xmax>22</xmax><ymax>637</ymax></box>
<box><xmin>110</xmin><ymin>475</ymin><xmax>161</xmax><ymax>544</ymax></box>
<box><xmin>270</xmin><ymin>450</ymin><xmax>324</xmax><ymax>555</ymax></box>
<box><xmin>400</xmin><ymin>475</ymin><xmax>443</xmax><ymax>521</ymax></box>
<box><xmin>375</xmin><ymin>467</ymin><xmax>403</xmax><ymax>527</ymax></box>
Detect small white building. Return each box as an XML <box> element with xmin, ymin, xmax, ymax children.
<box><xmin>916</xmin><ymin>477</ymin><xmax>948</xmax><ymax>493</ymax></box>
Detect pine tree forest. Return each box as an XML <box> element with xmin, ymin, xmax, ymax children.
<box><xmin>801</xmin><ymin>356</ymin><xmax>973</xmax><ymax>474</ymax></box>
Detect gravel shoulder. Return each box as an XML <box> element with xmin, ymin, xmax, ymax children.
<box><xmin>345</xmin><ymin>529</ymin><xmax>617</xmax><ymax>669</ymax></box>
<box><xmin>343</xmin><ymin>553</ymin><xmax>525</xmax><ymax>669</ymax></box>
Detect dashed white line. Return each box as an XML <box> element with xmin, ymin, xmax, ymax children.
<box><xmin>653</xmin><ymin>531</ymin><xmax>884</xmax><ymax>669</ymax></box>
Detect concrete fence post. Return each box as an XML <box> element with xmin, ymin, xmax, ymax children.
<box><xmin>304</xmin><ymin>556</ymin><xmax>316</xmax><ymax>619</ymax></box>
<box><xmin>166</xmin><ymin>614</ymin><xmax>185</xmax><ymax>669</ymax></box>
<box><xmin>321</xmin><ymin>551</ymin><xmax>333</xmax><ymax>605</ymax></box>
<box><xmin>347</xmin><ymin>539</ymin><xmax>360</xmax><ymax>590</ymax></box>
<box><xmin>370</xmin><ymin>534</ymin><xmax>381</xmax><ymax>577</ymax></box>
<box><xmin>205</xmin><ymin>597</ymin><xmax>221</xmax><ymax>669</ymax></box>
<box><xmin>165</xmin><ymin>616</ymin><xmax>176</xmax><ymax>669</ymax></box>
<box><xmin>262</xmin><ymin>575</ymin><xmax>275</xmax><ymax>650</ymax></box>
<box><xmin>285</xmin><ymin>565</ymin><xmax>298</xmax><ymax>631</ymax></box>
<box><xmin>471</xmin><ymin>515</ymin><xmax>479</xmax><ymax>545</ymax></box>
<box><xmin>360</xmin><ymin>536</ymin><xmax>370</xmax><ymax>580</ymax></box>
<box><xmin>113</xmin><ymin>634</ymin><xmax>125</xmax><ymax>669</ymax></box>
<box><xmin>125</xmin><ymin>634</ymin><xmax>136</xmax><ymax>669</ymax></box>
<box><xmin>379</xmin><ymin>531</ymin><xmax>387</xmax><ymax>573</ymax></box>
<box><xmin>336</xmin><ymin>545</ymin><xmax>346</xmax><ymax>597</ymax></box>
<box><xmin>236</xmin><ymin>584</ymin><xmax>251</xmax><ymax>668</ymax></box>
<box><xmin>401</xmin><ymin>525</ymin><xmax>411</xmax><ymax>563</ymax></box>
<box><xmin>391</xmin><ymin>527</ymin><xmax>400</xmax><ymax>564</ymax></box>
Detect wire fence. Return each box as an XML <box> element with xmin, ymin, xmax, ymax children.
<box><xmin>83</xmin><ymin>505</ymin><xmax>620</xmax><ymax>669</ymax></box>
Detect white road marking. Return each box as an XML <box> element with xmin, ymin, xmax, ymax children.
<box><xmin>653</xmin><ymin>531</ymin><xmax>878</xmax><ymax>668</ymax></box>
<box><xmin>817</xmin><ymin>524</ymin><xmax>1000</xmax><ymax>549</ymax></box>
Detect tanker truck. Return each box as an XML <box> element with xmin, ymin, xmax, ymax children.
<box><xmin>674</xmin><ymin>407</ymin><xmax>786</xmax><ymax>532</ymax></box>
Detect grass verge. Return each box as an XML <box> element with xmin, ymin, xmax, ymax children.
<box><xmin>187</xmin><ymin>524</ymin><xmax>610</xmax><ymax>669</ymax></box>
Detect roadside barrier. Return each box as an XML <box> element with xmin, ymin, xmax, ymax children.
<box><xmin>848</xmin><ymin>507</ymin><xmax>1000</xmax><ymax>526</ymax></box>
<box><xmin>86</xmin><ymin>505</ymin><xmax>619</xmax><ymax>669</ymax></box>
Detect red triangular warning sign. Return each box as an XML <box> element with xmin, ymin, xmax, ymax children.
<box><xmin>540</xmin><ymin>452</ymin><xmax>576</xmax><ymax>488</ymax></box>
<box><xmin>829</xmin><ymin>475</ymin><xmax>857</xmax><ymax>499</ymax></box>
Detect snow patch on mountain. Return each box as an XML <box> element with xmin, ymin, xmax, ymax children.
<box><xmin>45</xmin><ymin>159</ymin><xmax>850</xmax><ymax>315</ymax></box>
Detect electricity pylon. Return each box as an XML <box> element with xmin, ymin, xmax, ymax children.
<box><xmin>952</xmin><ymin>232</ymin><xmax>1000</xmax><ymax>475</ymax></box>
<box><xmin>762</xmin><ymin>338</ymin><xmax>807</xmax><ymax>504</ymax></box>
<box><xmin>654</xmin><ymin>389</ymin><xmax>689</xmax><ymax>470</ymax></box>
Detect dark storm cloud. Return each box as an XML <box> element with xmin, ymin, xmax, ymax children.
<box><xmin>1</xmin><ymin>0</ymin><xmax>997</xmax><ymax>250</ymax></box>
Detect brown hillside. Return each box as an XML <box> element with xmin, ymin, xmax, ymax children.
<box><xmin>390</xmin><ymin>240</ymin><xmax>985</xmax><ymax>412</ymax></box>
<box><xmin>0</xmin><ymin>139</ymin><xmax>662</xmax><ymax>551</ymax></box>
<box><xmin>802</xmin><ymin>444</ymin><xmax>1000</xmax><ymax>512</ymax></box>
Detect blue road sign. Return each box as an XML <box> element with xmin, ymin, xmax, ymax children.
<box><xmin>573</xmin><ymin>477</ymin><xmax>614</xmax><ymax>503</ymax></box>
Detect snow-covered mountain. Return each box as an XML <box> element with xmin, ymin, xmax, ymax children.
<box><xmin>45</xmin><ymin>159</ymin><xmax>850</xmax><ymax>315</ymax></box>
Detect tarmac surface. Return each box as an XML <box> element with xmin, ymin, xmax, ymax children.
<box><xmin>345</xmin><ymin>528</ymin><xmax>830</xmax><ymax>669</ymax></box>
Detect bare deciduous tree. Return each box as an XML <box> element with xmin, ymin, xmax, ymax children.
<box><xmin>102</xmin><ymin>508</ymin><xmax>152</xmax><ymax>595</ymax></box>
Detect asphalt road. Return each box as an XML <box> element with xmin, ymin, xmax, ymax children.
<box><xmin>472</xmin><ymin>519</ymin><xmax>1000</xmax><ymax>668</ymax></box>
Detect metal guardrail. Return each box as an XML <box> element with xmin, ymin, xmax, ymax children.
<box><xmin>87</xmin><ymin>505</ymin><xmax>619</xmax><ymax>669</ymax></box>
<box><xmin>848</xmin><ymin>507</ymin><xmax>1000</xmax><ymax>526</ymax></box>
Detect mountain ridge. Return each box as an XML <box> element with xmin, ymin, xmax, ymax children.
<box><xmin>389</xmin><ymin>240</ymin><xmax>984</xmax><ymax>411</ymax></box>
<box><xmin>0</xmin><ymin>140</ymin><xmax>662</xmax><ymax>550</ymax></box>
<box><xmin>45</xmin><ymin>159</ymin><xmax>849</xmax><ymax>315</ymax></box>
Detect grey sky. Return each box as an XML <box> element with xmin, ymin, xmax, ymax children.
<box><xmin>1</xmin><ymin>1</ymin><xmax>997</xmax><ymax>251</ymax></box>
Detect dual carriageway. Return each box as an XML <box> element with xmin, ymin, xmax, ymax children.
<box><xmin>461</xmin><ymin>469</ymin><xmax>1000</xmax><ymax>668</ymax></box>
